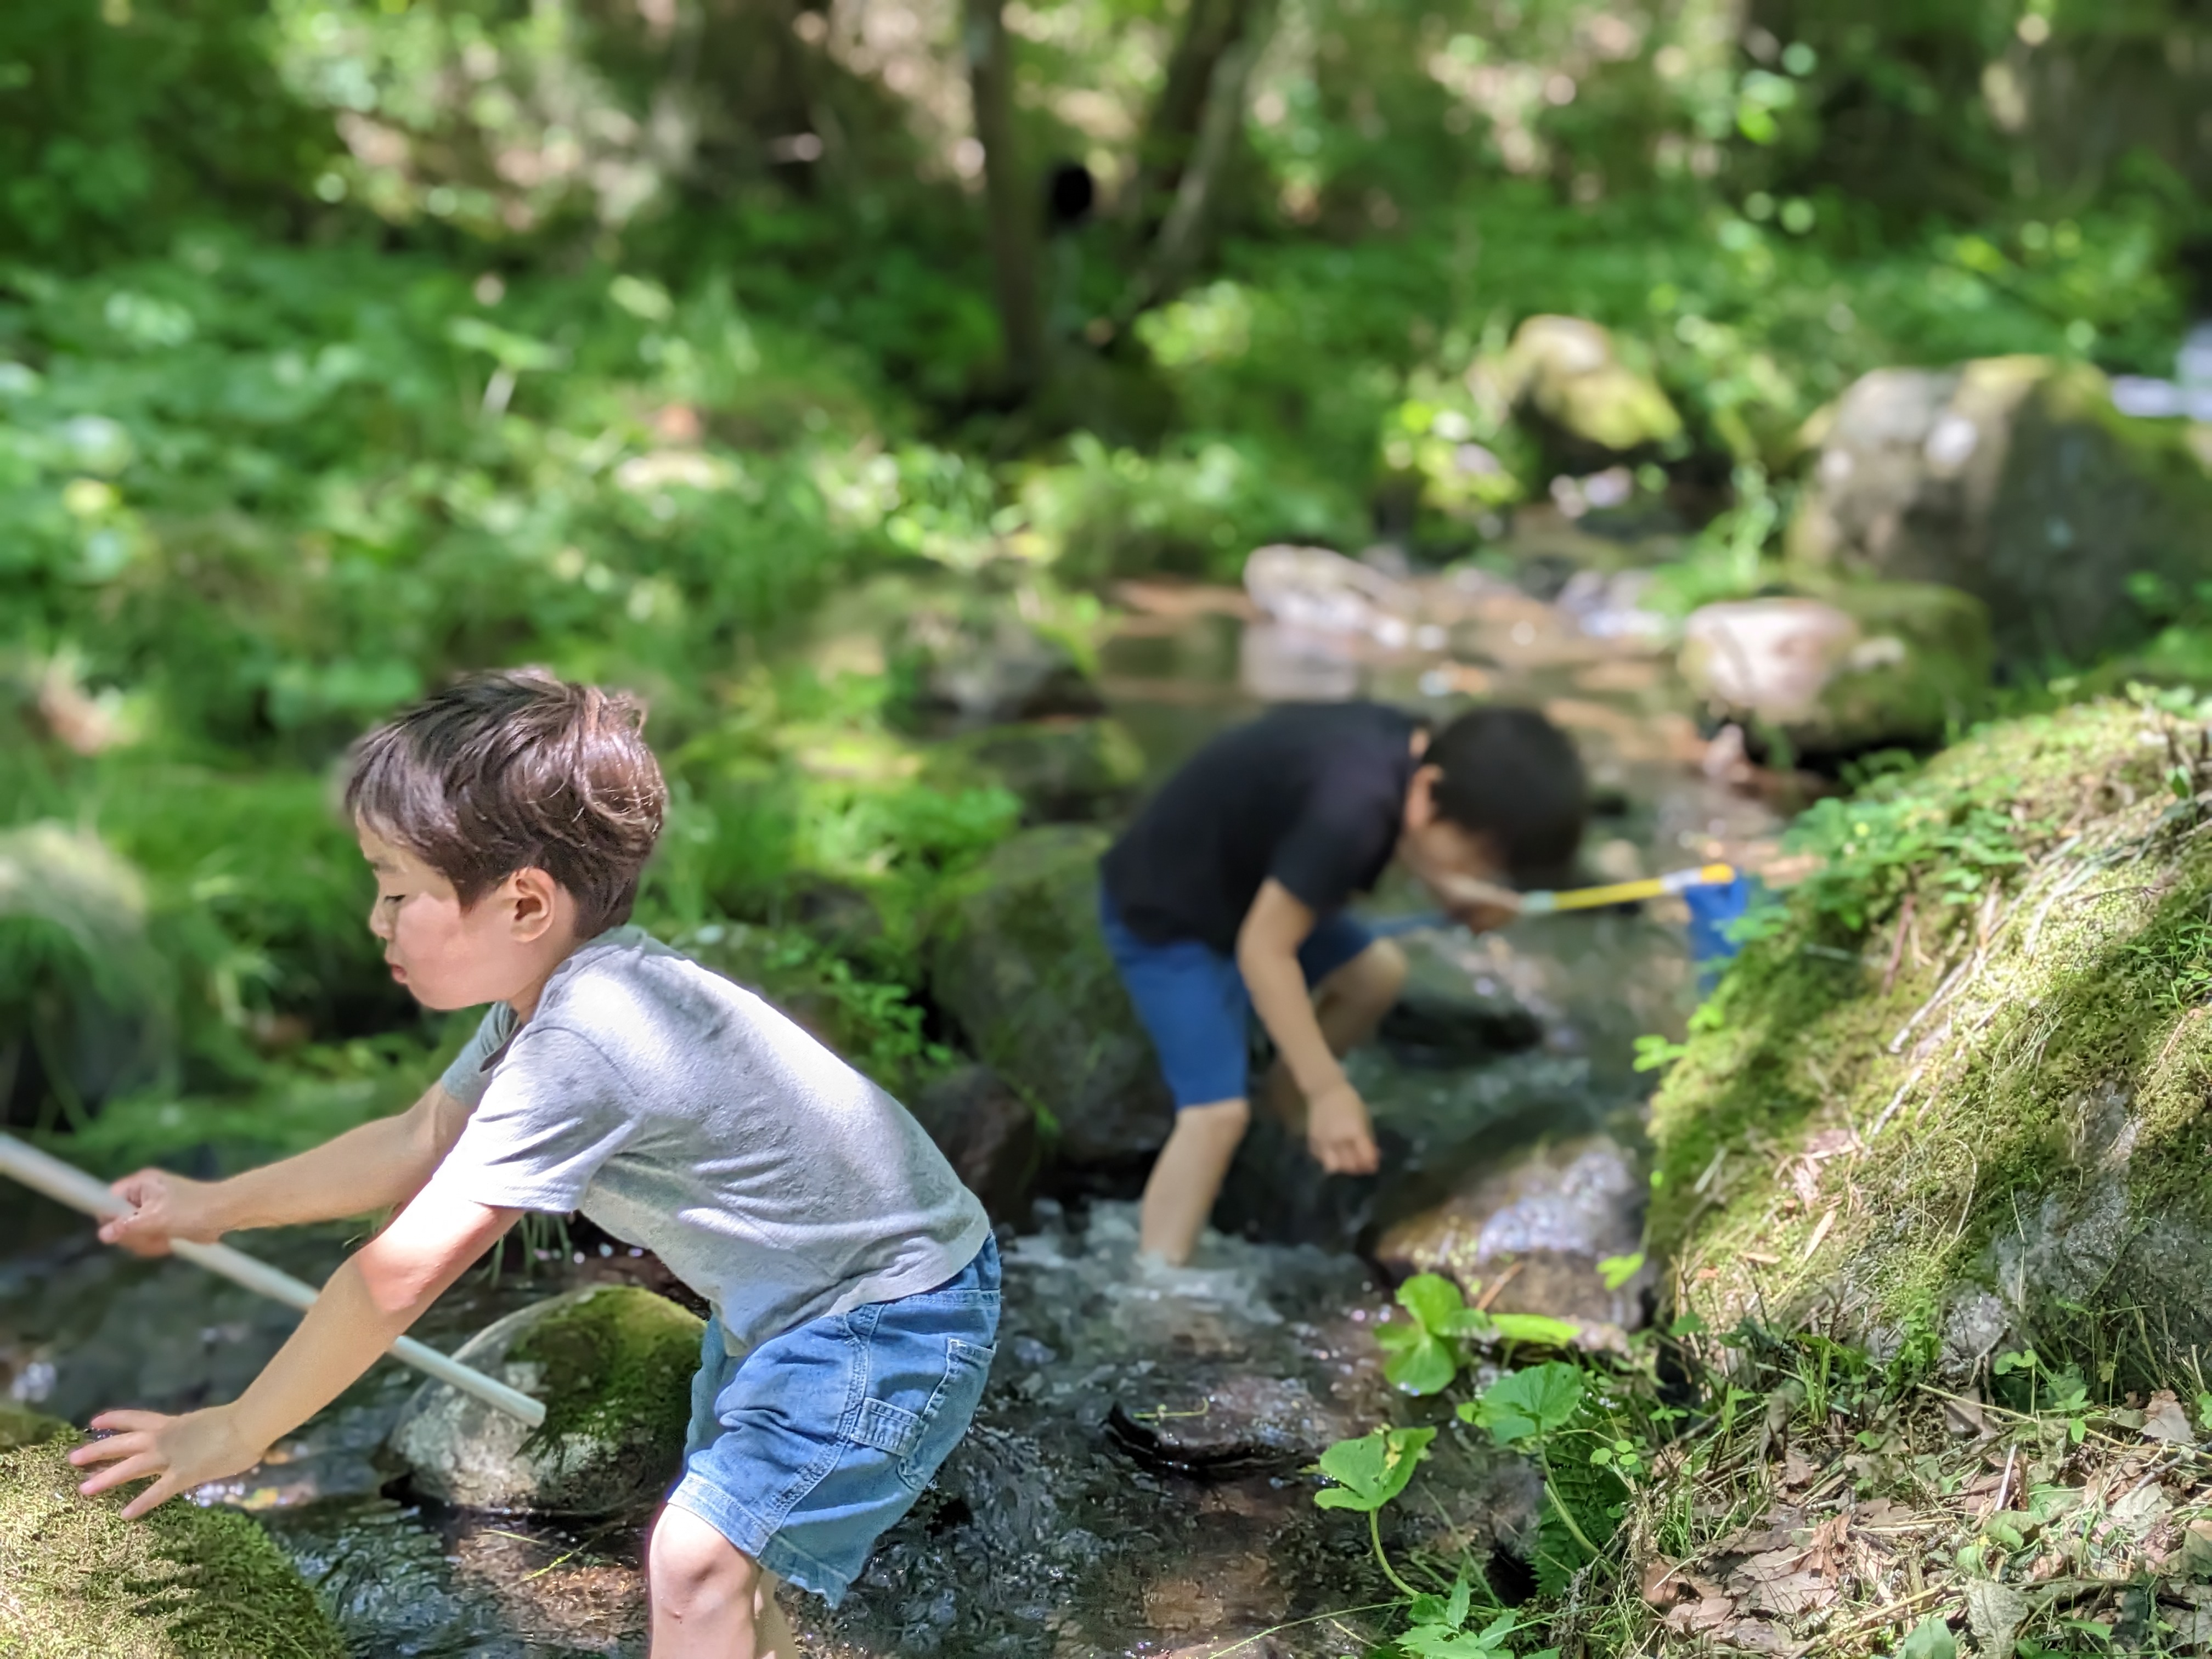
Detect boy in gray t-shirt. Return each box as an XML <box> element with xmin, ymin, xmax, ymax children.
<box><xmin>74</xmin><ymin>668</ymin><xmax>998</xmax><ymax>1658</ymax></box>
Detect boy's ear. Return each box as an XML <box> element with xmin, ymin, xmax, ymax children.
<box><xmin>505</xmin><ymin>867</ymin><xmax>568</xmax><ymax>942</ymax></box>
<box><xmin>1404</xmin><ymin>763</ymin><xmax>1444</xmax><ymax>831</ymax></box>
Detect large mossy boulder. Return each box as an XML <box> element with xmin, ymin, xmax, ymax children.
<box><xmin>1496</xmin><ymin>315</ymin><xmax>1684</xmax><ymax>462</ymax></box>
<box><xmin>1651</xmin><ymin>699</ymin><xmax>2212</xmax><ymax>1382</ymax></box>
<box><xmin>927</xmin><ymin>825</ymin><xmax>1171</xmax><ymax>1166</ymax></box>
<box><xmin>0</xmin><ymin>1428</ymin><xmax>346</xmax><ymax>1657</ymax></box>
<box><xmin>1786</xmin><ymin>358</ymin><xmax>2212</xmax><ymax>666</ymax></box>
<box><xmin>390</xmin><ymin>1285</ymin><xmax>703</xmax><ymax>1515</ymax></box>
<box><xmin>0</xmin><ymin>822</ymin><xmax>174</xmax><ymax>1122</ymax></box>
<box><xmin>1678</xmin><ymin>581</ymin><xmax>1993</xmax><ymax>758</ymax></box>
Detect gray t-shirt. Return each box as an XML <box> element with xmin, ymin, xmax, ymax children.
<box><xmin>428</xmin><ymin>927</ymin><xmax>991</xmax><ymax>1353</ymax></box>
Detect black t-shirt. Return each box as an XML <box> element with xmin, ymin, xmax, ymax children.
<box><xmin>1102</xmin><ymin>701</ymin><xmax>1420</xmax><ymax>952</ymax></box>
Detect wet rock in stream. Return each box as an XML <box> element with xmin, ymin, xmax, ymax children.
<box><xmin>817</xmin><ymin>1202</ymin><xmax>1540</xmax><ymax>1658</ymax></box>
<box><xmin>390</xmin><ymin>1284</ymin><xmax>703</xmax><ymax>1515</ymax></box>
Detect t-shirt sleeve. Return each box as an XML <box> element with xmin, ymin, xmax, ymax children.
<box><xmin>438</xmin><ymin>1005</ymin><xmax>516</xmax><ymax>1107</ymax></box>
<box><xmin>422</xmin><ymin>1023</ymin><xmax>636</xmax><ymax>1213</ymax></box>
<box><xmin>1267</xmin><ymin>760</ymin><xmax>1400</xmax><ymax>918</ymax></box>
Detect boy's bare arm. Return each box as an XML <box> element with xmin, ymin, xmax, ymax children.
<box><xmin>1237</xmin><ymin>880</ymin><xmax>1380</xmax><ymax>1175</ymax></box>
<box><xmin>100</xmin><ymin>1084</ymin><xmax>473</xmax><ymax>1254</ymax></box>
<box><xmin>71</xmin><ymin>1189</ymin><xmax>520</xmax><ymax>1518</ymax></box>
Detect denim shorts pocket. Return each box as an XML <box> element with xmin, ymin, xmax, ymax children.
<box><xmin>851</xmin><ymin>1396</ymin><xmax>924</xmax><ymax>1460</ymax></box>
<box><xmin>898</xmin><ymin>1336</ymin><xmax>996</xmax><ymax>1492</ymax></box>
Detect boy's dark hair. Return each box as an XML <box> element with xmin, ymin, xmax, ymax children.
<box><xmin>345</xmin><ymin>668</ymin><xmax>667</xmax><ymax>937</ymax></box>
<box><xmin>1426</xmin><ymin>706</ymin><xmax>1587</xmax><ymax>885</ymax></box>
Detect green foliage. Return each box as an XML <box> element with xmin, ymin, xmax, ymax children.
<box><xmin>1312</xmin><ymin>1425</ymin><xmax>1437</xmax><ymax>1514</ymax></box>
<box><xmin>1460</xmin><ymin>1363</ymin><xmax>1587</xmax><ymax>1447</ymax></box>
<box><xmin>1377</xmin><ymin>1274</ymin><xmax>1581</xmax><ymax>1395</ymax></box>
<box><xmin>1894</xmin><ymin>1613</ymin><xmax>1960</xmax><ymax>1658</ymax></box>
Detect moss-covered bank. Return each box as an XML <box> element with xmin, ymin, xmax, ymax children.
<box><xmin>0</xmin><ymin>1427</ymin><xmax>345</xmax><ymax>1658</ymax></box>
<box><xmin>1652</xmin><ymin>698</ymin><xmax>2212</xmax><ymax>1381</ymax></box>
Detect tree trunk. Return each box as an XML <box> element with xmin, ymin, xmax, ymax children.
<box><xmin>1118</xmin><ymin>0</ymin><xmax>1276</xmax><ymax>321</ymax></box>
<box><xmin>1126</xmin><ymin>0</ymin><xmax>1260</xmax><ymax>233</ymax></box>
<box><xmin>963</xmin><ymin>0</ymin><xmax>1045</xmax><ymax>398</ymax></box>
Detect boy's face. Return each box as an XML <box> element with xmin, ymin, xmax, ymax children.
<box><xmin>358</xmin><ymin>822</ymin><xmax>568</xmax><ymax>1011</ymax></box>
<box><xmin>1400</xmin><ymin>766</ymin><xmax>1518</xmax><ymax>934</ymax></box>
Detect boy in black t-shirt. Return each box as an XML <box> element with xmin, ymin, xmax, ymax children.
<box><xmin>1100</xmin><ymin>702</ymin><xmax>1585</xmax><ymax>1264</ymax></box>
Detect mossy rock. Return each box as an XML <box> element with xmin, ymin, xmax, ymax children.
<box><xmin>1678</xmin><ymin>580</ymin><xmax>1993</xmax><ymax>758</ymax></box>
<box><xmin>0</xmin><ymin>1436</ymin><xmax>346</xmax><ymax>1657</ymax></box>
<box><xmin>388</xmin><ymin>1285</ymin><xmax>703</xmax><ymax>1515</ymax></box>
<box><xmin>1787</xmin><ymin>357</ymin><xmax>2212</xmax><ymax>666</ymax></box>
<box><xmin>921</xmin><ymin>716</ymin><xmax>1147</xmax><ymax>825</ymax></box>
<box><xmin>1497</xmin><ymin>315</ymin><xmax>1684</xmax><ymax>461</ymax></box>
<box><xmin>1652</xmin><ymin>699</ymin><xmax>2212</xmax><ymax>1383</ymax></box>
<box><xmin>0</xmin><ymin>1404</ymin><xmax>69</xmax><ymax>1451</ymax></box>
<box><xmin>926</xmin><ymin>825</ymin><xmax>1171</xmax><ymax>1166</ymax></box>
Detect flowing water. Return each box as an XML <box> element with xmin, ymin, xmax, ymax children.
<box><xmin>0</xmin><ymin>549</ymin><xmax>1786</xmax><ymax>1656</ymax></box>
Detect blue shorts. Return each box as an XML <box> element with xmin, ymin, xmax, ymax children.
<box><xmin>1098</xmin><ymin>885</ymin><xmax>1377</xmax><ymax>1109</ymax></box>
<box><xmin>665</xmin><ymin>1237</ymin><xmax>1001</xmax><ymax>1605</ymax></box>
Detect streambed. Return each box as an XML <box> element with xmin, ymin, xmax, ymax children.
<box><xmin>0</xmin><ymin>552</ymin><xmax>1783</xmax><ymax>1656</ymax></box>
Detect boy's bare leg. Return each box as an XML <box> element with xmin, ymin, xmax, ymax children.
<box><xmin>1259</xmin><ymin>940</ymin><xmax>1409</xmax><ymax>1130</ymax></box>
<box><xmin>1138</xmin><ymin>1098</ymin><xmax>1250</xmax><ymax>1265</ymax></box>
<box><xmin>647</xmin><ymin>1504</ymin><xmax>798</xmax><ymax>1658</ymax></box>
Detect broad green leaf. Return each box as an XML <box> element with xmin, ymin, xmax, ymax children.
<box><xmin>1894</xmin><ymin>1613</ymin><xmax>1957</xmax><ymax>1659</ymax></box>
<box><xmin>1465</xmin><ymin>1362</ymin><xmax>1585</xmax><ymax>1446</ymax></box>
<box><xmin>1396</xmin><ymin>1271</ymin><xmax>1469</xmax><ymax>1335</ymax></box>
<box><xmin>1598</xmin><ymin>1251</ymin><xmax>1644</xmax><ymax>1290</ymax></box>
<box><xmin>1311</xmin><ymin>1426</ymin><xmax>1436</xmax><ymax>1513</ymax></box>
<box><xmin>1486</xmin><ymin>1313</ymin><xmax>1583</xmax><ymax>1349</ymax></box>
<box><xmin>1377</xmin><ymin>1318</ymin><xmax>1460</xmax><ymax>1396</ymax></box>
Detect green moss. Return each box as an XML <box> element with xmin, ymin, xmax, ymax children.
<box><xmin>512</xmin><ymin>1285</ymin><xmax>703</xmax><ymax>1461</ymax></box>
<box><xmin>1652</xmin><ymin>699</ymin><xmax>2212</xmax><ymax>1374</ymax></box>
<box><xmin>0</xmin><ymin>1405</ymin><xmax>67</xmax><ymax>1451</ymax></box>
<box><xmin>0</xmin><ymin>1439</ymin><xmax>346</xmax><ymax>1658</ymax></box>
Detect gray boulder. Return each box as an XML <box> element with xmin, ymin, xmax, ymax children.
<box><xmin>390</xmin><ymin>1285</ymin><xmax>702</xmax><ymax>1515</ymax></box>
<box><xmin>1786</xmin><ymin>357</ymin><xmax>2212</xmax><ymax>665</ymax></box>
<box><xmin>906</xmin><ymin>1063</ymin><xmax>1042</xmax><ymax>1224</ymax></box>
<box><xmin>1370</xmin><ymin>1134</ymin><xmax>1651</xmax><ymax>1336</ymax></box>
<box><xmin>1678</xmin><ymin>581</ymin><xmax>1993</xmax><ymax>758</ymax></box>
<box><xmin>926</xmin><ymin>827</ymin><xmax>1171</xmax><ymax>1166</ymax></box>
<box><xmin>888</xmin><ymin>594</ymin><xmax>1104</xmax><ymax>730</ymax></box>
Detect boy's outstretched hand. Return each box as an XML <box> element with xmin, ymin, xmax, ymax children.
<box><xmin>1306</xmin><ymin>1079</ymin><xmax>1381</xmax><ymax>1175</ymax></box>
<box><xmin>99</xmin><ymin>1169</ymin><xmax>230</xmax><ymax>1257</ymax></box>
<box><xmin>70</xmin><ymin>1406</ymin><xmax>262</xmax><ymax>1519</ymax></box>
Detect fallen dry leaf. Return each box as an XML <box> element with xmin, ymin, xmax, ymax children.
<box><xmin>1737</xmin><ymin>1567</ymin><xmax>1832</xmax><ymax>1617</ymax></box>
<box><xmin>1723</xmin><ymin>1616</ymin><xmax>1809</xmax><ymax>1656</ymax></box>
<box><xmin>1807</xmin><ymin>1512</ymin><xmax>1849</xmax><ymax>1579</ymax></box>
<box><xmin>1663</xmin><ymin>1593</ymin><xmax>1737</xmax><ymax>1636</ymax></box>
<box><xmin>1640</xmin><ymin>1555</ymin><xmax>1687</xmax><ymax>1608</ymax></box>
<box><xmin>1781</xmin><ymin>1446</ymin><xmax>1819</xmax><ymax>1489</ymax></box>
<box><xmin>1944</xmin><ymin>1392</ymin><xmax>1988</xmax><ymax>1438</ymax></box>
<box><xmin>1853</xmin><ymin>1498</ymin><xmax>1913</xmax><ymax>1528</ymax></box>
<box><xmin>2143</xmin><ymin>1390</ymin><xmax>2197</xmax><ymax>1444</ymax></box>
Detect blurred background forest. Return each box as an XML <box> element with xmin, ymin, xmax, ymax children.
<box><xmin>3</xmin><ymin>0</ymin><xmax>2209</xmax><ymax>1173</ymax></box>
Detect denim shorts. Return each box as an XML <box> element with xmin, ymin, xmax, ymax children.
<box><xmin>1098</xmin><ymin>885</ymin><xmax>1377</xmax><ymax>1109</ymax></box>
<box><xmin>665</xmin><ymin>1237</ymin><xmax>1001</xmax><ymax>1605</ymax></box>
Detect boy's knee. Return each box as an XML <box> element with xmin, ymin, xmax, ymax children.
<box><xmin>1327</xmin><ymin>938</ymin><xmax>1407</xmax><ymax>1011</ymax></box>
<box><xmin>648</xmin><ymin>1504</ymin><xmax>761</xmax><ymax>1616</ymax></box>
<box><xmin>1174</xmin><ymin>1096</ymin><xmax>1251</xmax><ymax>1139</ymax></box>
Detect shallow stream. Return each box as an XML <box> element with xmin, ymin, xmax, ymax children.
<box><xmin>1</xmin><ymin>554</ymin><xmax>1784</xmax><ymax>1656</ymax></box>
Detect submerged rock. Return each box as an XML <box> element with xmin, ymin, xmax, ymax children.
<box><xmin>390</xmin><ymin>1284</ymin><xmax>702</xmax><ymax>1515</ymax></box>
<box><xmin>1786</xmin><ymin>358</ymin><xmax>2212</xmax><ymax>665</ymax></box>
<box><xmin>1679</xmin><ymin>582</ymin><xmax>1993</xmax><ymax>758</ymax></box>
<box><xmin>1244</xmin><ymin>544</ymin><xmax>1426</xmax><ymax>646</ymax></box>
<box><xmin>922</xmin><ymin>715</ymin><xmax>1147</xmax><ymax>825</ymax></box>
<box><xmin>1652</xmin><ymin>699</ymin><xmax>2212</xmax><ymax>1379</ymax></box>
<box><xmin>905</xmin><ymin>1063</ymin><xmax>1041</xmax><ymax>1224</ymax></box>
<box><xmin>0</xmin><ymin>1435</ymin><xmax>347</xmax><ymax>1657</ymax></box>
<box><xmin>1371</xmin><ymin>1134</ymin><xmax>1651</xmax><ymax>1334</ymax></box>
<box><xmin>927</xmin><ymin>826</ymin><xmax>1172</xmax><ymax>1166</ymax></box>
